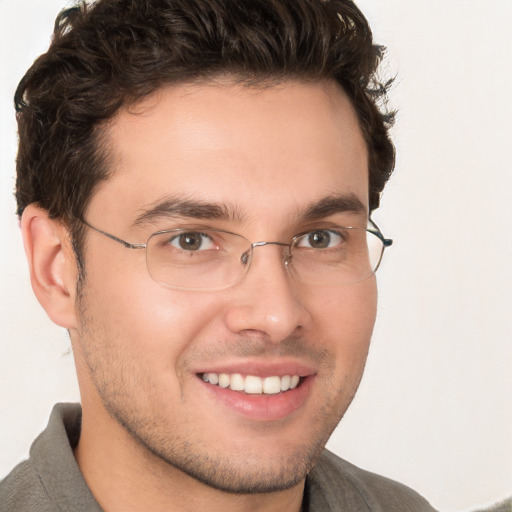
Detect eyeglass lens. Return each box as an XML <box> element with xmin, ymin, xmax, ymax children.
<box><xmin>145</xmin><ymin>228</ymin><xmax>386</xmax><ymax>291</ymax></box>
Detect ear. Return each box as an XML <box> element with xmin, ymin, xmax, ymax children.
<box><xmin>21</xmin><ymin>204</ymin><xmax>79</xmax><ymax>329</ymax></box>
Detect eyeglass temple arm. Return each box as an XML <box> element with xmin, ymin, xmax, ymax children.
<box><xmin>368</xmin><ymin>219</ymin><xmax>393</xmax><ymax>247</ymax></box>
<box><xmin>80</xmin><ymin>219</ymin><xmax>146</xmax><ymax>249</ymax></box>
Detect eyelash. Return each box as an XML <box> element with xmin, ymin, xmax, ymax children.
<box><xmin>161</xmin><ymin>227</ymin><xmax>350</xmax><ymax>250</ymax></box>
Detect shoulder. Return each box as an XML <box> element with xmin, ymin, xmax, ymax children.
<box><xmin>0</xmin><ymin>403</ymin><xmax>101</xmax><ymax>512</ymax></box>
<box><xmin>306</xmin><ymin>450</ymin><xmax>438</xmax><ymax>511</ymax></box>
<box><xmin>0</xmin><ymin>458</ymin><xmax>55</xmax><ymax>512</ymax></box>
<box><xmin>471</xmin><ymin>497</ymin><xmax>512</xmax><ymax>512</ymax></box>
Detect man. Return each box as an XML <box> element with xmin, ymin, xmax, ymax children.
<box><xmin>0</xmin><ymin>0</ymin><xmax>437</xmax><ymax>510</ymax></box>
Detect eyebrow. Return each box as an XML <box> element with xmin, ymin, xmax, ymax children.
<box><xmin>133</xmin><ymin>192</ymin><xmax>367</xmax><ymax>228</ymax></box>
<box><xmin>297</xmin><ymin>193</ymin><xmax>367</xmax><ymax>221</ymax></box>
<box><xmin>133</xmin><ymin>196</ymin><xmax>245</xmax><ymax>227</ymax></box>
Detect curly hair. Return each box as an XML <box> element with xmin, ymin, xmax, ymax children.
<box><xmin>15</xmin><ymin>0</ymin><xmax>395</xmax><ymax>255</ymax></box>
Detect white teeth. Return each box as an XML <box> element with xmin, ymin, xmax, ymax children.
<box><xmin>245</xmin><ymin>375</ymin><xmax>263</xmax><ymax>394</ymax></box>
<box><xmin>230</xmin><ymin>373</ymin><xmax>244</xmax><ymax>391</ymax></box>
<box><xmin>263</xmin><ymin>376</ymin><xmax>281</xmax><ymax>394</ymax></box>
<box><xmin>218</xmin><ymin>373</ymin><xmax>230</xmax><ymax>388</ymax></box>
<box><xmin>202</xmin><ymin>373</ymin><xmax>302</xmax><ymax>394</ymax></box>
<box><xmin>207</xmin><ymin>373</ymin><xmax>219</xmax><ymax>385</ymax></box>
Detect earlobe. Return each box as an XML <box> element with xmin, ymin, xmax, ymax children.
<box><xmin>21</xmin><ymin>205</ymin><xmax>78</xmax><ymax>329</ymax></box>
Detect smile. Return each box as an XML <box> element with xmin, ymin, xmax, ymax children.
<box><xmin>201</xmin><ymin>373</ymin><xmax>302</xmax><ymax>395</ymax></box>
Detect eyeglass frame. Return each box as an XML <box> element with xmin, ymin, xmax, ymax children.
<box><xmin>79</xmin><ymin>218</ymin><xmax>393</xmax><ymax>290</ymax></box>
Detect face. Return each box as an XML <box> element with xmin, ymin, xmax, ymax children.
<box><xmin>71</xmin><ymin>79</ymin><xmax>377</xmax><ymax>493</ymax></box>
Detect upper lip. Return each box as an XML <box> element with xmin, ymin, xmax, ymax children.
<box><xmin>193</xmin><ymin>359</ymin><xmax>317</xmax><ymax>378</ymax></box>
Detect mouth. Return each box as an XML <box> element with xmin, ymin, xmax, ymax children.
<box><xmin>195</xmin><ymin>362</ymin><xmax>316</xmax><ymax>421</ymax></box>
<box><xmin>200</xmin><ymin>372</ymin><xmax>303</xmax><ymax>395</ymax></box>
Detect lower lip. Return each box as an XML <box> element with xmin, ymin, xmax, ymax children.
<box><xmin>199</xmin><ymin>376</ymin><xmax>315</xmax><ymax>421</ymax></box>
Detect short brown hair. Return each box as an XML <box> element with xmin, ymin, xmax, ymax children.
<box><xmin>15</xmin><ymin>0</ymin><xmax>395</xmax><ymax>237</ymax></box>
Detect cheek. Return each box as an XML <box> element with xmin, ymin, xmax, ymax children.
<box><xmin>80</xmin><ymin>256</ymin><xmax>225</xmax><ymax>365</ymax></box>
<box><xmin>305</xmin><ymin>278</ymin><xmax>377</xmax><ymax>363</ymax></box>
<box><xmin>309</xmin><ymin>274</ymin><xmax>376</xmax><ymax>322</ymax></box>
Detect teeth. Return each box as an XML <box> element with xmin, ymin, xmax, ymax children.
<box><xmin>218</xmin><ymin>373</ymin><xmax>230</xmax><ymax>388</ymax></box>
<box><xmin>208</xmin><ymin>373</ymin><xmax>219</xmax><ymax>385</ymax></box>
<box><xmin>230</xmin><ymin>373</ymin><xmax>244</xmax><ymax>391</ymax></box>
<box><xmin>245</xmin><ymin>375</ymin><xmax>263</xmax><ymax>394</ymax></box>
<box><xmin>263</xmin><ymin>376</ymin><xmax>281</xmax><ymax>394</ymax></box>
<box><xmin>202</xmin><ymin>373</ymin><xmax>302</xmax><ymax>394</ymax></box>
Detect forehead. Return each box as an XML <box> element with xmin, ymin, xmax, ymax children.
<box><xmin>89</xmin><ymin>79</ymin><xmax>369</xmax><ymax>229</ymax></box>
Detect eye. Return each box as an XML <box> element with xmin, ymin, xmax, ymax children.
<box><xmin>295</xmin><ymin>230</ymin><xmax>344</xmax><ymax>249</ymax></box>
<box><xmin>169</xmin><ymin>232</ymin><xmax>216</xmax><ymax>251</ymax></box>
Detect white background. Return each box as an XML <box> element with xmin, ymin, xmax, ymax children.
<box><xmin>0</xmin><ymin>1</ymin><xmax>511</xmax><ymax>510</ymax></box>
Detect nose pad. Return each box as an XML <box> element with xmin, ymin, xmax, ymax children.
<box><xmin>237</xmin><ymin>241</ymin><xmax>293</xmax><ymax>287</ymax></box>
<box><xmin>240</xmin><ymin>249</ymin><xmax>251</xmax><ymax>266</ymax></box>
<box><xmin>248</xmin><ymin>241</ymin><xmax>290</xmax><ymax>267</ymax></box>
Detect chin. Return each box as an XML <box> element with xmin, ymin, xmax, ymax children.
<box><xmin>161</xmin><ymin>444</ymin><xmax>321</xmax><ymax>494</ymax></box>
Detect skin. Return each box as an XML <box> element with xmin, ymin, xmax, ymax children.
<box><xmin>23</xmin><ymin>79</ymin><xmax>377</xmax><ymax>512</ymax></box>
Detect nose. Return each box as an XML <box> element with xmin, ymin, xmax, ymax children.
<box><xmin>222</xmin><ymin>243</ymin><xmax>311</xmax><ymax>342</ymax></box>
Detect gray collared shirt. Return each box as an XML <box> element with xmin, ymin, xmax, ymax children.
<box><xmin>0</xmin><ymin>403</ymin><xmax>437</xmax><ymax>511</ymax></box>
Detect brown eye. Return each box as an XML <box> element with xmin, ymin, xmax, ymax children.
<box><xmin>295</xmin><ymin>230</ymin><xmax>344</xmax><ymax>250</ymax></box>
<box><xmin>307</xmin><ymin>231</ymin><xmax>331</xmax><ymax>249</ymax></box>
<box><xmin>294</xmin><ymin>229</ymin><xmax>347</xmax><ymax>251</ymax></box>
<box><xmin>170</xmin><ymin>232</ymin><xmax>214</xmax><ymax>251</ymax></box>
